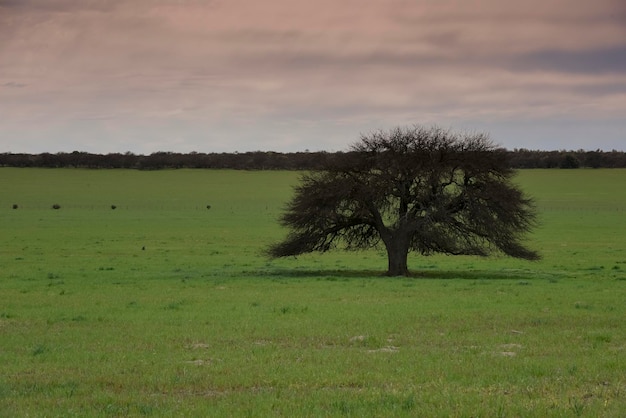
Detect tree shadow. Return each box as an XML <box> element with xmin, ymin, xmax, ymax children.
<box><xmin>252</xmin><ymin>268</ymin><xmax>555</xmax><ymax>281</ymax></box>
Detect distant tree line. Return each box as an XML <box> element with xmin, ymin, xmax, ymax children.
<box><xmin>0</xmin><ymin>151</ymin><xmax>332</xmax><ymax>170</ymax></box>
<box><xmin>507</xmin><ymin>149</ymin><xmax>626</xmax><ymax>169</ymax></box>
<box><xmin>1</xmin><ymin>149</ymin><xmax>625</xmax><ymax>170</ymax></box>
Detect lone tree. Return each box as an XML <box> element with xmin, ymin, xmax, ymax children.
<box><xmin>267</xmin><ymin>125</ymin><xmax>540</xmax><ymax>276</ymax></box>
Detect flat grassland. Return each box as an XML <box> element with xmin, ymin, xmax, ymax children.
<box><xmin>0</xmin><ymin>168</ymin><xmax>624</xmax><ymax>417</ymax></box>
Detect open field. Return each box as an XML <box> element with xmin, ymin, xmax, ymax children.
<box><xmin>1</xmin><ymin>168</ymin><xmax>625</xmax><ymax>417</ymax></box>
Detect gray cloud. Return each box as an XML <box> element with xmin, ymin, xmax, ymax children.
<box><xmin>517</xmin><ymin>46</ymin><xmax>626</xmax><ymax>74</ymax></box>
<box><xmin>2</xmin><ymin>81</ymin><xmax>28</xmax><ymax>88</ymax></box>
<box><xmin>0</xmin><ymin>0</ymin><xmax>122</xmax><ymax>11</ymax></box>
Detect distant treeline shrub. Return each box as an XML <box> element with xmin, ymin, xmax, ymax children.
<box><xmin>0</xmin><ymin>149</ymin><xmax>625</xmax><ymax>170</ymax></box>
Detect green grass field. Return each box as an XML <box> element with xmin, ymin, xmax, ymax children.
<box><xmin>1</xmin><ymin>168</ymin><xmax>625</xmax><ymax>417</ymax></box>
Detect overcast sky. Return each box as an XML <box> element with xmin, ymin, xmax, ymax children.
<box><xmin>1</xmin><ymin>0</ymin><xmax>625</xmax><ymax>154</ymax></box>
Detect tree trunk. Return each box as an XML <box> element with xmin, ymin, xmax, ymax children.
<box><xmin>384</xmin><ymin>234</ymin><xmax>410</xmax><ymax>276</ymax></box>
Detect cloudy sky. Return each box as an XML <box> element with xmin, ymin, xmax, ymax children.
<box><xmin>1</xmin><ymin>0</ymin><xmax>625</xmax><ymax>154</ymax></box>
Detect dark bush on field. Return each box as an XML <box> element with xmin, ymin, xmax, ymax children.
<box><xmin>12</xmin><ymin>204</ymin><xmax>18</xmax><ymax>209</ymax></box>
<box><xmin>52</xmin><ymin>204</ymin><xmax>61</xmax><ymax>210</ymax></box>
<box><xmin>206</xmin><ymin>205</ymin><xmax>211</xmax><ymax>210</ymax></box>
<box><xmin>111</xmin><ymin>205</ymin><xmax>117</xmax><ymax>210</ymax></box>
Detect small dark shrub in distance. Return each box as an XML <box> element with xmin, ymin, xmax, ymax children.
<box><xmin>52</xmin><ymin>204</ymin><xmax>61</xmax><ymax>210</ymax></box>
<box><xmin>12</xmin><ymin>204</ymin><xmax>18</xmax><ymax>209</ymax></box>
<box><xmin>206</xmin><ymin>205</ymin><xmax>211</xmax><ymax>210</ymax></box>
<box><xmin>111</xmin><ymin>205</ymin><xmax>117</xmax><ymax>210</ymax></box>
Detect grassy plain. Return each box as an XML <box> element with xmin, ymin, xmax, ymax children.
<box><xmin>0</xmin><ymin>168</ymin><xmax>625</xmax><ymax>417</ymax></box>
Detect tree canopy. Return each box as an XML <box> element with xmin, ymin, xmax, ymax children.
<box><xmin>267</xmin><ymin>125</ymin><xmax>540</xmax><ymax>276</ymax></box>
